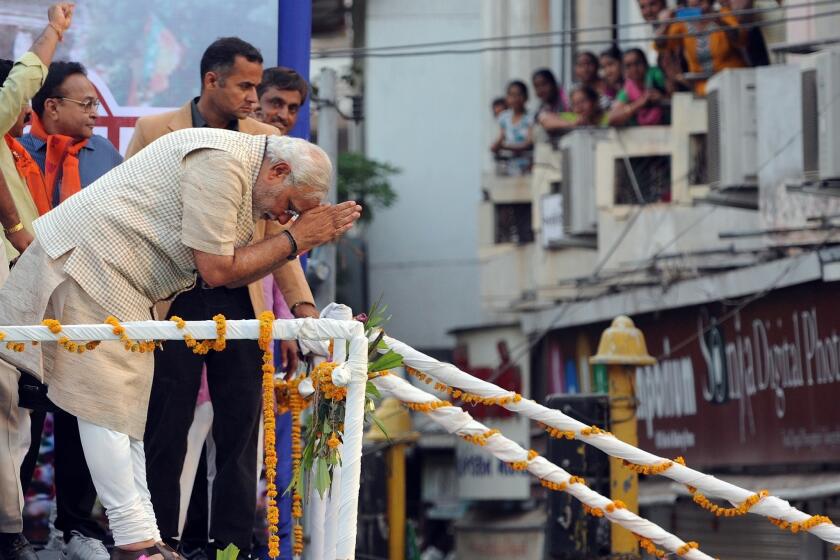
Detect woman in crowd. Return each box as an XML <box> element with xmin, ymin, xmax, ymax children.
<box><xmin>658</xmin><ymin>0</ymin><xmax>748</xmax><ymax>95</ymax></box>
<box><xmin>490</xmin><ymin>80</ymin><xmax>534</xmax><ymax>175</ymax></box>
<box><xmin>574</xmin><ymin>51</ymin><xmax>616</xmax><ymax>110</ymax></box>
<box><xmin>608</xmin><ymin>48</ymin><xmax>668</xmax><ymax>126</ymax></box>
<box><xmin>538</xmin><ymin>84</ymin><xmax>607</xmax><ymax>132</ymax></box>
<box><xmin>599</xmin><ymin>46</ymin><xmax>624</xmax><ymax>102</ymax></box>
<box><xmin>532</xmin><ymin>68</ymin><xmax>567</xmax><ymax>116</ymax></box>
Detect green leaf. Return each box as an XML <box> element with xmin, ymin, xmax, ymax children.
<box><xmin>295</xmin><ymin>468</ymin><xmax>305</xmax><ymax>497</ymax></box>
<box><xmin>216</xmin><ymin>544</ymin><xmax>240</xmax><ymax>560</ymax></box>
<box><xmin>369</xmin><ymin>350</ymin><xmax>403</xmax><ymax>372</ymax></box>
<box><xmin>366</xmin><ymin>381</ymin><xmax>382</xmax><ymax>400</ymax></box>
<box><xmin>316</xmin><ymin>457</ymin><xmax>331</xmax><ymax>498</ymax></box>
<box><xmin>367</xmin><ymin>410</ymin><xmax>391</xmax><ymax>442</ymax></box>
<box><xmin>368</xmin><ymin>330</ymin><xmax>386</xmax><ymax>361</ymax></box>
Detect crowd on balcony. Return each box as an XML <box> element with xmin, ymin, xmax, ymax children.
<box><xmin>491</xmin><ymin>0</ymin><xmax>773</xmax><ymax>175</ymax></box>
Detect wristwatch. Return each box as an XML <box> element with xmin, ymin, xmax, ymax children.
<box><xmin>281</xmin><ymin>230</ymin><xmax>298</xmax><ymax>261</ymax></box>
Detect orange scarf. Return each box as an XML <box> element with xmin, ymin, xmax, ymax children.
<box><xmin>29</xmin><ymin>112</ymin><xmax>88</xmax><ymax>207</ymax></box>
<box><xmin>4</xmin><ymin>134</ymin><xmax>51</xmax><ymax>216</ymax></box>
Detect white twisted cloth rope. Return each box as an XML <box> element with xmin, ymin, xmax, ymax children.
<box><xmin>383</xmin><ymin>335</ymin><xmax>840</xmax><ymax>547</ymax></box>
<box><xmin>0</xmin><ymin>318</ymin><xmax>368</xmax><ymax>560</ymax></box>
<box><xmin>370</xmin><ymin>373</ymin><xmax>715</xmax><ymax>560</ymax></box>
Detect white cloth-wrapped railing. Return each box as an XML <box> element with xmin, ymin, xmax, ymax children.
<box><xmin>0</xmin><ymin>318</ymin><xmax>368</xmax><ymax>560</ymax></box>
<box><xmin>369</xmin><ymin>373</ymin><xmax>714</xmax><ymax>560</ymax></box>
<box><xmin>383</xmin><ymin>335</ymin><xmax>840</xmax><ymax>548</ymax></box>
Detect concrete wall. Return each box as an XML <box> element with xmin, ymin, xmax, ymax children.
<box><xmin>365</xmin><ymin>0</ymin><xmax>484</xmax><ymax>352</ymax></box>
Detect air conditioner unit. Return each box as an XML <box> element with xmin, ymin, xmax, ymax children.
<box><xmin>802</xmin><ymin>48</ymin><xmax>840</xmax><ymax>183</ymax></box>
<box><xmin>559</xmin><ymin>129</ymin><xmax>609</xmax><ymax>235</ymax></box>
<box><xmin>706</xmin><ymin>68</ymin><xmax>757</xmax><ymax>191</ymax></box>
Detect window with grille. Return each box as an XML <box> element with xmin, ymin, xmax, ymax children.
<box><xmin>614</xmin><ymin>155</ymin><xmax>672</xmax><ymax>205</ymax></box>
<box><xmin>494</xmin><ymin>203</ymin><xmax>534</xmax><ymax>244</ymax></box>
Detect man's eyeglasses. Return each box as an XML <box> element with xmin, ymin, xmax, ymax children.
<box><xmin>56</xmin><ymin>97</ymin><xmax>100</xmax><ymax>113</ymax></box>
<box><xmin>283</xmin><ymin>203</ymin><xmax>300</xmax><ymax>222</ymax></box>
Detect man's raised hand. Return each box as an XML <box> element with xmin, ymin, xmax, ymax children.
<box><xmin>289</xmin><ymin>200</ymin><xmax>363</xmax><ymax>253</ymax></box>
<box><xmin>48</xmin><ymin>3</ymin><xmax>74</xmax><ymax>34</ymax></box>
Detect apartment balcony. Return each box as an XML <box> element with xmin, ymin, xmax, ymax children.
<box><xmin>477</xmin><ymin>53</ymin><xmax>840</xmax><ymax>315</ymax></box>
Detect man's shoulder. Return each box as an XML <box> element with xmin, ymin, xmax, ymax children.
<box><xmin>239</xmin><ymin>117</ymin><xmax>280</xmax><ymax>136</ymax></box>
<box><xmin>17</xmin><ymin>133</ymin><xmax>40</xmax><ymax>151</ymax></box>
<box><xmin>134</xmin><ymin>102</ymin><xmax>192</xmax><ymax>133</ymax></box>
<box><xmin>88</xmin><ymin>135</ymin><xmax>124</xmax><ymax>161</ymax></box>
<box><xmin>134</xmin><ymin>108</ymin><xmax>179</xmax><ymax>130</ymax></box>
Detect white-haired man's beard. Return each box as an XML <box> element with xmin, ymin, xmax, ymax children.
<box><xmin>253</xmin><ymin>186</ymin><xmax>282</xmax><ymax>221</ymax></box>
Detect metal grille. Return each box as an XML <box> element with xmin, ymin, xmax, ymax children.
<box><xmin>561</xmin><ymin>147</ymin><xmax>572</xmax><ymax>231</ymax></box>
<box><xmin>689</xmin><ymin>133</ymin><xmax>708</xmax><ymax>186</ymax></box>
<box><xmin>802</xmin><ymin>69</ymin><xmax>819</xmax><ymax>179</ymax></box>
<box><xmin>614</xmin><ymin>156</ymin><xmax>672</xmax><ymax>205</ymax></box>
<box><xmin>674</xmin><ymin>503</ymin><xmax>804</xmax><ymax>559</ymax></box>
<box><xmin>707</xmin><ymin>89</ymin><xmax>721</xmax><ymax>186</ymax></box>
<box><xmin>494</xmin><ymin>203</ymin><xmax>534</xmax><ymax>244</ymax></box>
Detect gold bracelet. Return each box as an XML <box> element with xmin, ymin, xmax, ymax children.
<box><xmin>4</xmin><ymin>223</ymin><xmax>24</xmax><ymax>235</ymax></box>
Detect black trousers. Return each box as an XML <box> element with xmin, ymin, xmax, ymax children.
<box><xmin>21</xmin><ymin>409</ymin><xmax>107</xmax><ymax>542</ymax></box>
<box><xmin>144</xmin><ymin>284</ymin><xmax>262</xmax><ymax>553</ymax></box>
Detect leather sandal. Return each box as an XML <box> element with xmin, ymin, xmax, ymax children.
<box><xmin>110</xmin><ymin>542</ymin><xmax>181</xmax><ymax>560</ymax></box>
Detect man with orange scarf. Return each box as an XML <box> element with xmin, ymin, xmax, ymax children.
<box><xmin>13</xmin><ymin>60</ymin><xmax>122</xmax><ymax>560</ymax></box>
<box><xmin>19</xmin><ymin>61</ymin><xmax>122</xmax><ymax>212</ymax></box>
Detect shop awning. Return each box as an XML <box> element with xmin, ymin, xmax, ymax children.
<box><xmin>640</xmin><ymin>471</ymin><xmax>840</xmax><ymax>506</ymax></box>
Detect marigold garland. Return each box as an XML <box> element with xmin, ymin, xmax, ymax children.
<box><xmin>688</xmin><ymin>488</ymin><xmax>768</xmax><ymax>518</ymax></box>
<box><xmin>41</xmin><ymin>319</ymin><xmax>101</xmax><ymax>354</ymax></box>
<box><xmin>635</xmin><ymin>535</ymin><xmax>667</xmax><ymax>558</ymax></box>
<box><xmin>583</xmin><ymin>504</ymin><xmax>605</xmax><ymax>517</ymax></box>
<box><xmin>540</xmin><ymin>475</ymin><xmax>586</xmax><ymax>492</ymax></box>
<box><xmin>311</xmin><ymin>361</ymin><xmax>347</xmax><ymax>401</ymax></box>
<box><xmin>461</xmin><ymin>429</ymin><xmax>499</xmax><ymax>446</ymax></box>
<box><xmin>540</xmin><ymin>479</ymin><xmax>568</xmax><ymax>492</ymax></box>
<box><xmin>257</xmin><ymin>311</ymin><xmax>280</xmax><ymax>559</ymax></box>
<box><xmin>0</xmin><ymin>331</ymin><xmax>23</xmax><ymax>351</ymax></box>
<box><xmin>104</xmin><ymin>316</ymin><xmax>156</xmax><ymax>353</ymax></box>
<box><xmin>677</xmin><ymin>541</ymin><xmax>699</xmax><ymax>556</ymax></box>
<box><xmin>541</xmin><ymin>423</ymin><xmax>577</xmax><ymax>440</ymax></box>
<box><xmin>170</xmin><ymin>314</ymin><xmax>226</xmax><ymax>354</ymax></box>
<box><xmin>402</xmin><ymin>400</ymin><xmax>453</xmax><ymax>412</ymax></box>
<box><xmin>622</xmin><ymin>459</ymin><xmax>675</xmax><ymax>476</ymax></box>
<box><xmin>580</xmin><ymin>425</ymin><xmax>611</xmax><ymax>437</ymax></box>
<box><xmin>508</xmin><ymin>449</ymin><xmax>539</xmax><ymax>471</ymax></box>
<box><xmin>405</xmin><ymin>366</ymin><xmax>522</xmax><ymax>407</ymax></box>
<box><xmin>606</xmin><ymin>500</ymin><xmax>627</xmax><ymax>513</ymax></box>
<box><xmin>289</xmin><ymin>380</ymin><xmax>305</xmax><ymax>556</ymax></box>
<box><xmin>769</xmin><ymin>514</ymin><xmax>833</xmax><ymax>534</ymax></box>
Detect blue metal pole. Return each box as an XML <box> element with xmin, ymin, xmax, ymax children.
<box><xmin>277</xmin><ymin>0</ymin><xmax>312</xmax><ymax>140</ymax></box>
<box><xmin>273</xmin><ymin>2</ymin><xmax>311</xmax><ymax>559</ymax></box>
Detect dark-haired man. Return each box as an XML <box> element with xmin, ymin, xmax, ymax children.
<box><xmin>20</xmin><ymin>61</ymin><xmax>122</xmax><ymax>204</ymax></box>
<box><xmin>15</xmin><ymin>60</ymin><xmax>122</xmax><ymax>560</ymax></box>
<box><xmin>127</xmin><ymin>38</ymin><xmax>318</xmax><ymax>559</ymax></box>
<box><xmin>256</xmin><ymin>66</ymin><xmax>308</xmax><ymax>135</ymax></box>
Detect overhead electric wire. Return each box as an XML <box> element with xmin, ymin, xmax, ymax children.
<box><xmin>313</xmin><ymin>2</ymin><xmax>839</xmax><ymax>59</ymax></box>
<box><xmin>313</xmin><ymin>0</ymin><xmax>834</xmax><ymax>58</ymax></box>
